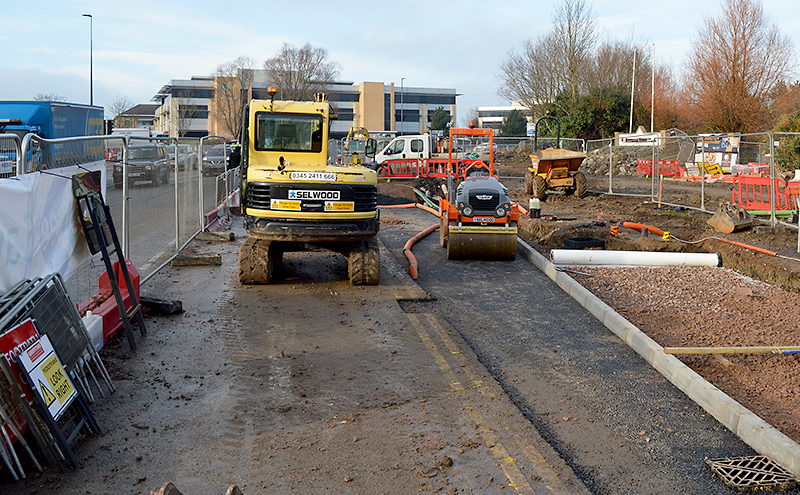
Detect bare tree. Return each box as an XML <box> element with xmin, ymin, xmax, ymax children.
<box><xmin>32</xmin><ymin>93</ymin><xmax>67</xmax><ymax>102</ymax></box>
<box><xmin>499</xmin><ymin>33</ymin><xmax>563</xmax><ymax>115</ymax></box>
<box><xmin>174</xmin><ymin>97</ymin><xmax>199</xmax><ymax>137</ymax></box>
<box><xmin>108</xmin><ymin>94</ymin><xmax>133</xmax><ymax>124</ymax></box>
<box><xmin>461</xmin><ymin>107</ymin><xmax>480</xmax><ymax>127</ymax></box>
<box><xmin>213</xmin><ymin>56</ymin><xmax>256</xmax><ymax>140</ymax></box>
<box><xmin>264</xmin><ymin>43</ymin><xmax>341</xmax><ymax>102</ymax></box>
<box><xmin>553</xmin><ymin>0</ymin><xmax>599</xmax><ymax>100</ymax></box>
<box><xmin>683</xmin><ymin>0</ymin><xmax>795</xmax><ymax>132</ymax></box>
<box><xmin>499</xmin><ymin>0</ymin><xmax>598</xmax><ymax>116</ymax></box>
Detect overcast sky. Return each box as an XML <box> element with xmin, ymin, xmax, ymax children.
<box><xmin>3</xmin><ymin>0</ymin><xmax>799</xmax><ymax>121</ymax></box>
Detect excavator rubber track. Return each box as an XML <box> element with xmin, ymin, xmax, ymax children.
<box><xmin>446</xmin><ymin>223</ymin><xmax>518</xmax><ymax>261</ymax></box>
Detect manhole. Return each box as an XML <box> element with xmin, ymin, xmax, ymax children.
<box><xmin>706</xmin><ymin>455</ymin><xmax>798</xmax><ymax>492</ymax></box>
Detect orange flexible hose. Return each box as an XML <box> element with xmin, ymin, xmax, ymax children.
<box><xmin>403</xmin><ymin>223</ymin><xmax>440</xmax><ymax>279</ymax></box>
<box><xmin>416</xmin><ymin>203</ymin><xmax>442</xmax><ymax>217</ymax></box>
<box><xmin>622</xmin><ymin>222</ymin><xmax>665</xmax><ymax>237</ymax></box>
<box><xmin>717</xmin><ymin>238</ymin><xmax>777</xmax><ymax>257</ymax></box>
<box><xmin>515</xmin><ymin>202</ymin><xmax>530</xmax><ymax>217</ymax></box>
<box><xmin>622</xmin><ymin>222</ymin><xmax>777</xmax><ymax>257</ymax></box>
<box><xmin>378</xmin><ymin>203</ymin><xmax>418</xmax><ymax>208</ymax></box>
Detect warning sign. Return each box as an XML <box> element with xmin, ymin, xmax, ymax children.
<box><xmin>38</xmin><ymin>379</ymin><xmax>56</xmax><ymax>406</ymax></box>
<box><xmin>270</xmin><ymin>199</ymin><xmax>302</xmax><ymax>211</ymax></box>
<box><xmin>324</xmin><ymin>201</ymin><xmax>354</xmax><ymax>212</ymax></box>
<box><xmin>17</xmin><ymin>335</ymin><xmax>77</xmax><ymax>420</ymax></box>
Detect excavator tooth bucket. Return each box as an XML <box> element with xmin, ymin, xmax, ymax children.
<box><xmin>708</xmin><ymin>202</ymin><xmax>753</xmax><ymax>234</ymax></box>
<box><xmin>446</xmin><ymin>225</ymin><xmax>518</xmax><ymax>261</ymax></box>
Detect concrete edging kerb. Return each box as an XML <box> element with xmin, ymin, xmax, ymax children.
<box><xmin>517</xmin><ymin>239</ymin><xmax>800</xmax><ymax>478</ymax></box>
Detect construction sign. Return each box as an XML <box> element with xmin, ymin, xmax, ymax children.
<box><xmin>17</xmin><ymin>334</ymin><xmax>77</xmax><ymax>421</ymax></box>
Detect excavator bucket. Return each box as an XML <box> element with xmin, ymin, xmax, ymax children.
<box><xmin>707</xmin><ymin>202</ymin><xmax>753</xmax><ymax>234</ymax></box>
<box><xmin>447</xmin><ymin>224</ymin><xmax>518</xmax><ymax>260</ymax></box>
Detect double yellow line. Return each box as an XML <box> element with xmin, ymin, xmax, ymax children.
<box><xmin>407</xmin><ymin>313</ymin><xmax>568</xmax><ymax>494</ymax></box>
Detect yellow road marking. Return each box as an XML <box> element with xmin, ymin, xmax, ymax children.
<box><xmin>407</xmin><ymin>314</ymin><xmax>534</xmax><ymax>494</ymax></box>
<box><xmin>417</xmin><ymin>313</ymin><xmax>573</xmax><ymax>494</ymax></box>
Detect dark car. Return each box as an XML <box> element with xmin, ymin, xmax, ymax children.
<box><xmin>113</xmin><ymin>143</ymin><xmax>170</xmax><ymax>188</ymax></box>
<box><xmin>202</xmin><ymin>144</ymin><xmax>231</xmax><ymax>176</ymax></box>
<box><xmin>167</xmin><ymin>143</ymin><xmax>198</xmax><ymax>171</ymax></box>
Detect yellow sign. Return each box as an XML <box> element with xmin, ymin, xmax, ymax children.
<box><xmin>270</xmin><ymin>199</ymin><xmax>302</xmax><ymax>211</ymax></box>
<box><xmin>324</xmin><ymin>201</ymin><xmax>354</xmax><ymax>212</ymax></box>
<box><xmin>18</xmin><ymin>335</ymin><xmax>78</xmax><ymax>420</ymax></box>
<box><xmin>38</xmin><ymin>379</ymin><xmax>56</xmax><ymax>406</ymax></box>
<box><xmin>41</xmin><ymin>354</ymin><xmax>75</xmax><ymax>402</ymax></box>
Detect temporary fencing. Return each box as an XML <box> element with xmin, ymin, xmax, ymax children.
<box><xmin>6</xmin><ymin>132</ymin><xmax>233</xmax><ymax>307</ymax></box>
<box><xmin>583</xmin><ymin>131</ymin><xmax>777</xmax><ymax>218</ymax></box>
<box><xmin>0</xmin><ymin>134</ymin><xmax>21</xmax><ymax>179</ymax></box>
<box><xmin>379</xmin><ymin>136</ymin><xmax>585</xmax><ymax>180</ymax></box>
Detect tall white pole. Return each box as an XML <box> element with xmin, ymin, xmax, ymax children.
<box><xmin>82</xmin><ymin>14</ymin><xmax>93</xmax><ymax>105</ymax></box>
<box><xmin>400</xmin><ymin>78</ymin><xmax>405</xmax><ymax>136</ymax></box>
<box><xmin>651</xmin><ymin>43</ymin><xmax>655</xmax><ymax>132</ymax></box>
<box><xmin>629</xmin><ymin>51</ymin><xmax>636</xmax><ymax>133</ymax></box>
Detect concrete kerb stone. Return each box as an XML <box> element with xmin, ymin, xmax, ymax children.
<box><xmin>516</xmin><ymin>238</ymin><xmax>800</xmax><ymax>478</ymax></box>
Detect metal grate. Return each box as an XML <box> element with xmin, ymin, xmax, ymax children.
<box><xmin>706</xmin><ymin>455</ymin><xmax>799</xmax><ymax>492</ymax></box>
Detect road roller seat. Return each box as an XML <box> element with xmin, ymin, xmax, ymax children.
<box><xmin>463</xmin><ymin>160</ymin><xmax>492</xmax><ymax>179</ymax></box>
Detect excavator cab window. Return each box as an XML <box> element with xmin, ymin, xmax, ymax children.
<box><xmin>255</xmin><ymin>112</ymin><xmax>324</xmax><ymax>153</ymax></box>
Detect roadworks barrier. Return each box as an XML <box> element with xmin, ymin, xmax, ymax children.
<box><xmin>518</xmin><ymin>238</ymin><xmax>800</xmax><ymax>479</ymax></box>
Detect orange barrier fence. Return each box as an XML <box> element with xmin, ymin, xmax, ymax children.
<box><xmin>380</xmin><ymin>158</ymin><xmax>483</xmax><ymax>179</ymax></box>
<box><xmin>731</xmin><ymin>175</ymin><xmax>799</xmax><ymax>213</ymax></box>
<box><xmin>636</xmin><ymin>159</ymin><xmax>685</xmax><ymax>178</ymax></box>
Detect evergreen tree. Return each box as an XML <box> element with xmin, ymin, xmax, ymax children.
<box><xmin>500</xmin><ymin>109</ymin><xmax>527</xmax><ymax>136</ymax></box>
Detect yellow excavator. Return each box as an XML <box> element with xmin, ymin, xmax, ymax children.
<box><xmin>237</xmin><ymin>88</ymin><xmax>380</xmax><ymax>285</ymax></box>
<box><xmin>340</xmin><ymin>127</ymin><xmax>372</xmax><ymax>165</ymax></box>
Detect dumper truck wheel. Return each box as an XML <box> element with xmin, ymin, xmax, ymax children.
<box><xmin>532</xmin><ymin>175</ymin><xmax>547</xmax><ymax>201</ymax></box>
<box><xmin>574</xmin><ymin>172</ymin><xmax>587</xmax><ymax>198</ymax></box>
<box><xmin>348</xmin><ymin>239</ymin><xmax>380</xmax><ymax>285</ymax></box>
<box><xmin>524</xmin><ymin>171</ymin><xmax>534</xmax><ymax>195</ymax></box>
<box><xmin>238</xmin><ymin>238</ymin><xmax>276</xmax><ymax>284</ymax></box>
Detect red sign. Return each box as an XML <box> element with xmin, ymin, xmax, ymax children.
<box><xmin>0</xmin><ymin>318</ymin><xmax>40</xmax><ymax>400</ymax></box>
<box><xmin>0</xmin><ymin>318</ymin><xmax>40</xmax><ymax>442</ymax></box>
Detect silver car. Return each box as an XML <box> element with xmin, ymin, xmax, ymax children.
<box><xmin>202</xmin><ymin>144</ymin><xmax>230</xmax><ymax>176</ymax></box>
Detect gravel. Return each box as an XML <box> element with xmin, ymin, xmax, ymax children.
<box><xmin>573</xmin><ymin>265</ymin><xmax>800</xmax><ymax>444</ymax></box>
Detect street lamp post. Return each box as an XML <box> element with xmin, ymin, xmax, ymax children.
<box><xmin>400</xmin><ymin>78</ymin><xmax>405</xmax><ymax>136</ymax></box>
<box><xmin>82</xmin><ymin>13</ymin><xmax>93</xmax><ymax>105</ymax></box>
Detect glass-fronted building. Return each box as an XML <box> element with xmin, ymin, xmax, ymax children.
<box><xmin>152</xmin><ymin>71</ymin><xmax>458</xmax><ymax>140</ymax></box>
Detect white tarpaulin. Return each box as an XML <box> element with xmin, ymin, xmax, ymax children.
<box><xmin>0</xmin><ymin>161</ymin><xmax>106</xmax><ymax>293</ymax></box>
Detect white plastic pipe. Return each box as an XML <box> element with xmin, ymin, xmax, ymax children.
<box><xmin>551</xmin><ymin>249</ymin><xmax>721</xmax><ymax>267</ymax></box>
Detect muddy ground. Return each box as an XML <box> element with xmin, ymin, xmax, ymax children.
<box><xmin>380</xmin><ymin>152</ymin><xmax>800</xmax><ymax>449</ymax></box>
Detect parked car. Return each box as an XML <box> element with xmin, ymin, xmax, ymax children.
<box><xmin>202</xmin><ymin>144</ymin><xmax>231</xmax><ymax>176</ymax></box>
<box><xmin>167</xmin><ymin>143</ymin><xmax>198</xmax><ymax>171</ymax></box>
<box><xmin>113</xmin><ymin>143</ymin><xmax>170</xmax><ymax>188</ymax></box>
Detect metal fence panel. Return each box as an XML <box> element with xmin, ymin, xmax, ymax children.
<box><xmin>11</xmin><ymin>133</ymin><xmax>224</xmax><ymax>310</ymax></box>
<box><xmin>0</xmin><ymin>134</ymin><xmax>21</xmax><ymax>179</ymax></box>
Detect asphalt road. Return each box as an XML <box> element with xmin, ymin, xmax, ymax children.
<box><xmin>1</xmin><ymin>204</ymin><xmax>788</xmax><ymax>495</ymax></box>
<box><xmin>377</xmin><ymin>206</ymin><xmax>764</xmax><ymax>495</ymax></box>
